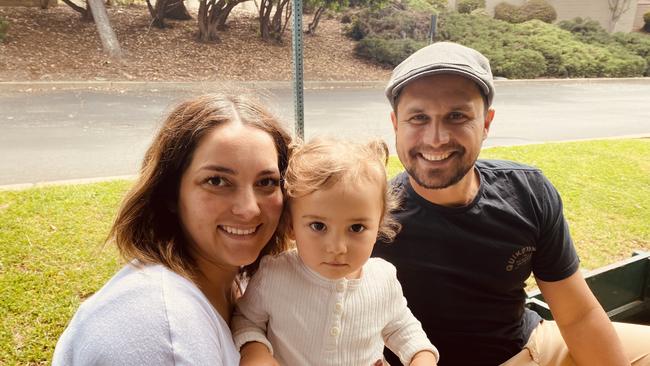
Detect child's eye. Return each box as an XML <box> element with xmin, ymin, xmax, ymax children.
<box><xmin>309</xmin><ymin>222</ymin><xmax>327</xmax><ymax>232</ymax></box>
<box><xmin>206</xmin><ymin>176</ymin><xmax>229</xmax><ymax>187</ymax></box>
<box><xmin>350</xmin><ymin>224</ymin><xmax>366</xmax><ymax>233</ymax></box>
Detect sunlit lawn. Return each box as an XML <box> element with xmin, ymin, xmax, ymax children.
<box><xmin>0</xmin><ymin>138</ymin><xmax>648</xmax><ymax>364</ymax></box>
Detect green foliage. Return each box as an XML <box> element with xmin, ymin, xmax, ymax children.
<box><xmin>346</xmin><ymin>4</ymin><xmax>647</xmax><ymax>77</ymax></box>
<box><xmin>494</xmin><ymin>0</ymin><xmax>556</xmax><ymax>24</ymax></box>
<box><xmin>559</xmin><ymin>17</ymin><xmax>650</xmax><ymax>76</ymax></box>
<box><xmin>438</xmin><ymin>13</ymin><xmax>646</xmax><ymax>78</ymax></box>
<box><xmin>644</xmin><ymin>11</ymin><xmax>650</xmax><ymax>32</ymax></box>
<box><xmin>345</xmin><ymin>6</ymin><xmax>431</xmax><ymax>41</ymax></box>
<box><xmin>0</xmin><ymin>17</ymin><xmax>8</xmax><ymax>42</ymax></box>
<box><xmin>456</xmin><ymin>0</ymin><xmax>484</xmax><ymax>14</ymax></box>
<box><xmin>354</xmin><ymin>37</ymin><xmax>427</xmax><ymax>66</ymax></box>
<box><xmin>403</xmin><ymin>0</ymin><xmax>447</xmax><ymax>13</ymax></box>
<box><xmin>494</xmin><ymin>1</ymin><xmax>523</xmax><ymax>23</ymax></box>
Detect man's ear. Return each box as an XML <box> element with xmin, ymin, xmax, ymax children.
<box><xmin>483</xmin><ymin>108</ymin><xmax>495</xmax><ymax>141</ymax></box>
<box><xmin>390</xmin><ymin>110</ymin><xmax>398</xmax><ymax>132</ymax></box>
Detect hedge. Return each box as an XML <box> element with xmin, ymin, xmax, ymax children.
<box><xmin>348</xmin><ymin>8</ymin><xmax>648</xmax><ymax>78</ymax></box>
<box><xmin>494</xmin><ymin>0</ymin><xmax>556</xmax><ymax>24</ymax></box>
<box><xmin>457</xmin><ymin>0</ymin><xmax>485</xmax><ymax>14</ymax></box>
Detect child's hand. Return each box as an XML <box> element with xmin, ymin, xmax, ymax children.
<box><xmin>239</xmin><ymin>342</ymin><xmax>279</xmax><ymax>366</ymax></box>
<box><xmin>409</xmin><ymin>350</ymin><xmax>438</xmax><ymax>366</ymax></box>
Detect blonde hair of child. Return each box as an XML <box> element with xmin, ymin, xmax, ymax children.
<box><xmin>284</xmin><ymin>137</ymin><xmax>401</xmax><ymax>243</ymax></box>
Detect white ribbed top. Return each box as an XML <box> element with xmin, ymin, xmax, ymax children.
<box><xmin>232</xmin><ymin>250</ymin><xmax>438</xmax><ymax>365</ymax></box>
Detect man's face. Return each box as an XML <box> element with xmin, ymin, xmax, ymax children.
<box><xmin>391</xmin><ymin>73</ymin><xmax>494</xmax><ymax>190</ymax></box>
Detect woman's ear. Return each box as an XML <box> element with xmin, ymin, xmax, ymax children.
<box><xmin>166</xmin><ymin>198</ymin><xmax>177</xmax><ymax>214</ymax></box>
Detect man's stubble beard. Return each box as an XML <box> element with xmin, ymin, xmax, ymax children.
<box><xmin>404</xmin><ymin>145</ymin><xmax>474</xmax><ymax>190</ymax></box>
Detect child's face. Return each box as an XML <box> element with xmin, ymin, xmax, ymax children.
<box><xmin>290</xmin><ymin>178</ymin><xmax>383</xmax><ymax>280</ymax></box>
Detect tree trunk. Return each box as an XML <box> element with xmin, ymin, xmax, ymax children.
<box><xmin>216</xmin><ymin>1</ymin><xmax>237</xmax><ymax>30</ymax></box>
<box><xmin>197</xmin><ymin>0</ymin><xmax>220</xmax><ymax>42</ymax></box>
<box><xmin>305</xmin><ymin>5</ymin><xmax>324</xmax><ymax>35</ymax></box>
<box><xmin>153</xmin><ymin>0</ymin><xmax>169</xmax><ymax>28</ymax></box>
<box><xmin>61</xmin><ymin>0</ymin><xmax>94</xmax><ymax>21</ymax></box>
<box><xmin>164</xmin><ymin>0</ymin><xmax>192</xmax><ymax>20</ymax></box>
<box><xmin>87</xmin><ymin>0</ymin><xmax>123</xmax><ymax>58</ymax></box>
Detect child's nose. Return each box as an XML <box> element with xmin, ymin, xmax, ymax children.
<box><xmin>326</xmin><ymin>235</ymin><xmax>347</xmax><ymax>254</ymax></box>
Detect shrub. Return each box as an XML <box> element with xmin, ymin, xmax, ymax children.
<box><xmin>354</xmin><ymin>37</ymin><xmax>427</xmax><ymax>66</ymax></box>
<box><xmin>404</xmin><ymin>0</ymin><xmax>448</xmax><ymax>13</ymax></box>
<box><xmin>644</xmin><ymin>11</ymin><xmax>650</xmax><ymax>32</ymax></box>
<box><xmin>494</xmin><ymin>0</ymin><xmax>556</xmax><ymax>24</ymax></box>
<box><xmin>345</xmin><ymin>6</ymin><xmax>430</xmax><ymax>41</ymax></box>
<box><xmin>457</xmin><ymin>0</ymin><xmax>484</xmax><ymax>14</ymax></box>
<box><xmin>494</xmin><ymin>2</ymin><xmax>523</xmax><ymax>23</ymax></box>
<box><xmin>0</xmin><ymin>17</ymin><xmax>8</xmax><ymax>42</ymax></box>
<box><xmin>519</xmin><ymin>0</ymin><xmax>556</xmax><ymax>23</ymax></box>
<box><xmin>470</xmin><ymin>7</ymin><xmax>490</xmax><ymax>16</ymax></box>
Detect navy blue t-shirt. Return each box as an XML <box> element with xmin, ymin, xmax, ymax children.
<box><xmin>373</xmin><ymin>160</ymin><xmax>579</xmax><ymax>366</ymax></box>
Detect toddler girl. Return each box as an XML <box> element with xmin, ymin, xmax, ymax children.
<box><xmin>232</xmin><ymin>138</ymin><xmax>439</xmax><ymax>366</ymax></box>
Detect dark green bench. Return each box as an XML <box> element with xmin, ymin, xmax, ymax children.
<box><xmin>526</xmin><ymin>251</ymin><xmax>650</xmax><ymax>325</ymax></box>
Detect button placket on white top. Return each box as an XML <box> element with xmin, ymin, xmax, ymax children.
<box><xmin>329</xmin><ymin>279</ymin><xmax>347</xmax><ymax>341</ymax></box>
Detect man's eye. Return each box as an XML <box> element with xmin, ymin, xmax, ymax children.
<box><xmin>206</xmin><ymin>176</ymin><xmax>228</xmax><ymax>186</ymax></box>
<box><xmin>309</xmin><ymin>222</ymin><xmax>327</xmax><ymax>232</ymax></box>
<box><xmin>448</xmin><ymin>112</ymin><xmax>466</xmax><ymax>122</ymax></box>
<box><xmin>350</xmin><ymin>224</ymin><xmax>366</xmax><ymax>233</ymax></box>
<box><xmin>409</xmin><ymin>114</ymin><xmax>428</xmax><ymax>123</ymax></box>
<box><xmin>257</xmin><ymin>177</ymin><xmax>280</xmax><ymax>187</ymax></box>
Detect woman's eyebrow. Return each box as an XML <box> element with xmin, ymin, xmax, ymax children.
<box><xmin>199</xmin><ymin>165</ymin><xmax>235</xmax><ymax>174</ymax></box>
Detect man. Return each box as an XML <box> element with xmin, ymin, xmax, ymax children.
<box><xmin>373</xmin><ymin>41</ymin><xmax>649</xmax><ymax>366</ymax></box>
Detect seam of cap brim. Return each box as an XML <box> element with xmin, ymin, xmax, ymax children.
<box><xmin>388</xmin><ymin>68</ymin><xmax>492</xmax><ymax>107</ymax></box>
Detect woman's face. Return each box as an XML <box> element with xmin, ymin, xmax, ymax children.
<box><xmin>177</xmin><ymin>121</ymin><xmax>284</xmax><ymax>272</ymax></box>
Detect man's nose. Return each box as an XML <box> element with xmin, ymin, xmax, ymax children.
<box><xmin>423</xmin><ymin>120</ymin><xmax>450</xmax><ymax>146</ymax></box>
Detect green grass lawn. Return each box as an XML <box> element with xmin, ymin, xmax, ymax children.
<box><xmin>1</xmin><ymin>138</ymin><xmax>648</xmax><ymax>364</ymax></box>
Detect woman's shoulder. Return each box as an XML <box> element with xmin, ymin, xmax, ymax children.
<box><xmin>53</xmin><ymin>262</ymin><xmax>239</xmax><ymax>365</ymax></box>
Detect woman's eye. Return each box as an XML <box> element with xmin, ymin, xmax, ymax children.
<box><xmin>206</xmin><ymin>176</ymin><xmax>227</xmax><ymax>186</ymax></box>
<box><xmin>350</xmin><ymin>224</ymin><xmax>366</xmax><ymax>233</ymax></box>
<box><xmin>309</xmin><ymin>222</ymin><xmax>327</xmax><ymax>232</ymax></box>
<box><xmin>257</xmin><ymin>177</ymin><xmax>280</xmax><ymax>188</ymax></box>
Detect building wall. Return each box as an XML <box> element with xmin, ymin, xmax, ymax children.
<box><xmin>633</xmin><ymin>1</ymin><xmax>650</xmax><ymax>30</ymax></box>
<box><xmin>446</xmin><ymin>0</ymin><xmax>640</xmax><ymax>32</ymax></box>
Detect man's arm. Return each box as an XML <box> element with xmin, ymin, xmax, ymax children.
<box><xmin>239</xmin><ymin>342</ymin><xmax>279</xmax><ymax>366</ymax></box>
<box><xmin>537</xmin><ymin>270</ymin><xmax>628</xmax><ymax>366</ymax></box>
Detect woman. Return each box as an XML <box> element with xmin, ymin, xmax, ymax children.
<box><xmin>52</xmin><ymin>93</ymin><xmax>292</xmax><ymax>365</ymax></box>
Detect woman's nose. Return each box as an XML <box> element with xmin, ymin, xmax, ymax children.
<box><xmin>231</xmin><ymin>186</ymin><xmax>261</xmax><ymax>220</ymax></box>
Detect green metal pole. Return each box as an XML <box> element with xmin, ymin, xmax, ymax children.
<box><xmin>292</xmin><ymin>0</ymin><xmax>305</xmax><ymax>139</ymax></box>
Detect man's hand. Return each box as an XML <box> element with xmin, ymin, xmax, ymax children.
<box><xmin>239</xmin><ymin>342</ymin><xmax>279</xmax><ymax>366</ymax></box>
<box><xmin>409</xmin><ymin>350</ymin><xmax>438</xmax><ymax>365</ymax></box>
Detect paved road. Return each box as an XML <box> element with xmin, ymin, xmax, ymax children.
<box><xmin>1</xmin><ymin>79</ymin><xmax>649</xmax><ymax>186</ymax></box>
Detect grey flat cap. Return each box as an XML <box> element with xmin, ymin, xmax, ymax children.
<box><xmin>385</xmin><ymin>41</ymin><xmax>494</xmax><ymax>109</ymax></box>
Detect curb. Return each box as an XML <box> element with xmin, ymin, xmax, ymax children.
<box><xmin>0</xmin><ymin>175</ymin><xmax>136</xmax><ymax>192</ymax></box>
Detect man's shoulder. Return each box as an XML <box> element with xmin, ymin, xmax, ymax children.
<box><xmin>476</xmin><ymin>159</ymin><xmax>541</xmax><ymax>173</ymax></box>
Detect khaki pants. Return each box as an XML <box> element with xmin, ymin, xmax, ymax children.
<box><xmin>500</xmin><ymin>321</ymin><xmax>650</xmax><ymax>366</ymax></box>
